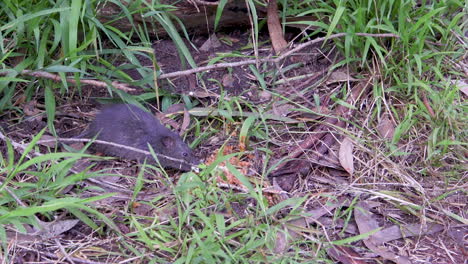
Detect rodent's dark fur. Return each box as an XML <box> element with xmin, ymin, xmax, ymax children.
<box><xmin>82</xmin><ymin>104</ymin><xmax>199</xmax><ymax>171</ymax></box>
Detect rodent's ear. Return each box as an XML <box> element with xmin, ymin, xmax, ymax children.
<box><xmin>161</xmin><ymin>136</ymin><xmax>175</xmax><ymax>148</ymax></box>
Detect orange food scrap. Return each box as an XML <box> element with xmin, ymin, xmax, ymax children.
<box><xmin>206</xmin><ymin>145</ymin><xmax>253</xmax><ymax>187</ymax></box>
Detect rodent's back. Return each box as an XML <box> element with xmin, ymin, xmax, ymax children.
<box><xmin>83</xmin><ymin>104</ymin><xmax>199</xmax><ymax>171</ymax></box>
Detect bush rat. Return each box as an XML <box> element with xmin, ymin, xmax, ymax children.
<box><xmin>82</xmin><ymin>104</ymin><xmax>199</xmax><ymax>171</ymax></box>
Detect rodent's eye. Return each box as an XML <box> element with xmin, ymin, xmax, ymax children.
<box><xmin>183</xmin><ymin>152</ymin><xmax>188</xmax><ymax>157</ymax></box>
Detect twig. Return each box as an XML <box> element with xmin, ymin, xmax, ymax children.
<box><xmin>37</xmin><ymin>137</ymin><xmax>196</xmax><ymax>168</ymax></box>
<box><xmin>191</xmin><ymin>0</ymin><xmax>219</xmax><ymax>5</ymax></box>
<box><xmin>421</xmin><ymin>92</ymin><xmax>436</xmax><ymax>118</ymax></box>
<box><xmin>55</xmin><ymin>238</ymin><xmax>76</xmax><ymax>264</ymax></box>
<box><xmin>2</xmin><ymin>33</ymin><xmax>398</xmax><ymax>91</ymax></box>
<box><xmin>0</xmin><ymin>70</ymin><xmax>136</xmax><ymax>92</ymax></box>
<box><xmin>0</xmin><ymin>131</ymin><xmax>143</xmax><ymax>195</ymax></box>
<box><xmin>15</xmin><ymin>244</ymin><xmax>109</xmax><ymax>264</ymax></box>
<box><xmin>217</xmin><ymin>182</ymin><xmax>249</xmax><ymax>193</ymax></box>
<box><xmin>159</xmin><ymin>33</ymin><xmax>399</xmax><ymax>79</ymax></box>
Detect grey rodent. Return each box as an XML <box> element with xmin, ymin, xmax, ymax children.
<box><xmin>81</xmin><ymin>104</ymin><xmax>199</xmax><ymax>171</ymax></box>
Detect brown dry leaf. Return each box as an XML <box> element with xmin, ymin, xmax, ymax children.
<box><xmin>267</xmin><ymin>0</ymin><xmax>287</xmax><ymax>54</ymax></box>
<box><xmin>327</xmin><ymin>246</ymin><xmax>367</xmax><ymax>264</ymax></box>
<box><xmin>180</xmin><ymin>108</ymin><xmax>191</xmax><ymax>135</ymax></box>
<box><xmin>318</xmin><ymin>216</ymin><xmax>358</xmax><ymax>235</ymax></box>
<box><xmin>206</xmin><ymin>145</ymin><xmax>253</xmax><ymax>187</ymax></box>
<box><xmin>23</xmin><ymin>100</ymin><xmax>42</xmax><ymax>116</ymax></box>
<box><xmin>273</xmin><ymin>229</ymin><xmax>288</xmax><ymax>254</ymax></box>
<box><xmin>274</xmin><ymin>218</ymin><xmax>306</xmax><ymax>253</ymax></box>
<box><xmin>452</xmin><ymin>79</ymin><xmax>468</xmax><ymax>96</ymax></box>
<box><xmin>200</xmin><ymin>33</ymin><xmax>221</xmax><ymax>52</ymax></box>
<box><xmin>154</xmin><ymin>204</ymin><xmax>179</xmax><ymax>222</ymax></box>
<box><xmin>227</xmin><ymin>201</ymin><xmax>249</xmax><ymax>218</ymax></box>
<box><xmin>158</xmin><ymin>103</ymin><xmax>187</xmax><ymax>129</ymax></box>
<box><xmin>219</xmin><ymin>35</ymin><xmax>240</xmax><ymax>43</ymax></box>
<box><xmin>306</xmin><ymin>198</ymin><xmax>350</xmax><ymax>221</ymax></box>
<box><xmin>155</xmin><ymin>113</ymin><xmax>178</xmax><ymax>129</ymax></box>
<box><xmin>238</xmin><ymin>138</ymin><xmax>246</xmax><ymax>153</ymax></box>
<box><xmin>187</xmin><ymin>90</ymin><xmax>219</xmax><ymax>98</ymax></box>
<box><xmin>266</xmin><ymin>103</ymin><xmax>293</xmax><ymax>117</ymax></box>
<box><xmin>273</xmin><ymin>198</ymin><xmax>349</xmax><ymax>253</ymax></box>
<box><xmin>163</xmin><ymin>103</ymin><xmax>185</xmax><ymax>114</ymax></box>
<box><xmin>68</xmin><ymin>141</ymin><xmax>85</xmax><ymax>151</ymax></box>
<box><xmin>23</xmin><ymin>100</ymin><xmax>40</xmax><ymax>115</ymax></box>
<box><xmin>326</xmin><ymin>71</ymin><xmax>357</xmax><ymax>84</ymax></box>
<box><xmin>339</xmin><ymin>137</ymin><xmax>354</xmax><ymax>175</ymax></box>
<box><xmin>6</xmin><ymin>224</ymin><xmax>42</xmax><ymax>244</ymax></box>
<box><xmin>373</xmin><ymin>223</ymin><xmax>444</xmax><ymax>244</ymax></box>
<box><xmin>132</xmin><ymin>202</ymin><xmax>156</xmax><ymax>217</ymax></box>
<box><xmin>354</xmin><ymin>201</ymin><xmax>412</xmax><ymax>264</ymax></box>
<box><xmin>38</xmin><ymin>219</ymin><xmax>80</xmax><ymax>239</ymax></box>
<box><xmin>13</xmin><ymin>94</ymin><xmax>26</xmax><ymax>106</ymax></box>
<box><xmin>447</xmin><ymin>225</ymin><xmax>467</xmax><ymax>246</ymax></box>
<box><xmin>222</xmin><ymin>73</ymin><xmax>235</xmax><ymax>88</ymax></box>
<box><xmin>377</xmin><ymin>114</ymin><xmax>395</xmax><ymax>139</ymax></box>
<box><xmin>259</xmin><ymin>90</ymin><xmax>272</xmax><ymax>101</ymax></box>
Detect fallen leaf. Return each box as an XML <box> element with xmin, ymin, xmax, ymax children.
<box><xmin>158</xmin><ymin>103</ymin><xmax>186</xmax><ymax>129</ymax></box>
<box><xmin>377</xmin><ymin>113</ymin><xmax>395</xmax><ymax>139</ymax></box>
<box><xmin>206</xmin><ymin>145</ymin><xmax>252</xmax><ymax>187</ymax></box>
<box><xmin>180</xmin><ymin>108</ymin><xmax>191</xmax><ymax>135</ymax></box>
<box><xmin>68</xmin><ymin>141</ymin><xmax>85</xmax><ymax>151</ymax></box>
<box><xmin>327</xmin><ymin>245</ymin><xmax>367</xmax><ymax>264</ymax></box>
<box><xmin>267</xmin><ymin>0</ymin><xmax>287</xmax><ymax>54</ymax></box>
<box><xmin>274</xmin><ymin>198</ymin><xmax>350</xmax><ymax>253</ymax></box>
<box><xmin>187</xmin><ymin>90</ymin><xmax>219</xmax><ymax>98</ymax></box>
<box><xmin>200</xmin><ymin>33</ymin><xmax>221</xmax><ymax>51</ymax></box>
<box><xmin>23</xmin><ymin>100</ymin><xmax>41</xmax><ymax>116</ymax></box>
<box><xmin>13</xmin><ymin>94</ymin><xmax>26</xmax><ymax>106</ymax></box>
<box><xmin>188</xmin><ymin>91</ymin><xmax>219</xmax><ymax>98</ymax></box>
<box><xmin>374</xmin><ymin>223</ymin><xmax>444</xmax><ymax>244</ymax></box>
<box><xmin>354</xmin><ymin>201</ymin><xmax>412</xmax><ymax>264</ymax></box>
<box><xmin>266</xmin><ymin>103</ymin><xmax>293</xmax><ymax>117</ymax></box>
<box><xmin>339</xmin><ymin>137</ymin><xmax>354</xmax><ymax>175</ymax></box>
<box><xmin>447</xmin><ymin>225</ymin><xmax>467</xmax><ymax>246</ymax></box>
<box><xmin>326</xmin><ymin>71</ymin><xmax>357</xmax><ymax>84</ymax></box>
<box><xmin>222</xmin><ymin>74</ymin><xmax>235</xmax><ymax>88</ymax></box>
<box><xmin>163</xmin><ymin>103</ymin><xmax>185</xmax><ymax>114</ymax></box>
<box><xmin>273</xmin><ymin>225</ymin><xmax>291</xmax><ymax>253</ymax></box>
<box><xmin>37</xmin><ymin>219</ymin><xmax>80</xmax><ymax>239</ymax></box>
<box><xmin>318</xmin><ymin>216</ymin><xmax>358</xmax><ymax>235</ymax></box>
<box><xmin>451</xmin><ymin>79</ymin><xmax>468</xmax><ymax>96</ymax></box>
<box><xmin>259</xmin><ymin>90</ymin><xmax>272</xmax><ymax>101</ymax></box>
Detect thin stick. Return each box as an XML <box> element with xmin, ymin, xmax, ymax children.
<box><xmin>37</xmin><ymin>137</ymin><xmax>196</xmax><ymax>168</ymax></box>
<box><xmin>0</xmin><ymin>33</ymin><xmax>399</xmax><ymax>90</ymax></box>
<box><xmin>159</xmin><ymin>33</ymin><xmax>399</xmax><ymax>79</ymax></box>
<box><xmin>12</xmin><ymin>70</ymin><xmax>135</xmax><ymax>92</ymax></box>
<box><xmin>0</xmin><ymin>131</ymin><xmax>161</xmax><ymax>194</ymax></box>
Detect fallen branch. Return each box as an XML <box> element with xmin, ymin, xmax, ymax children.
<box><xmin>0</xmin><ymin>131</ymin><xmax>182</xmax><ymax>195</ymax></box>
<box><xmin>1</xmin><ymin>33</ymin><xmax>398</xmax><ymax>90</ymax></box>
<box><xmin>192</xmin><ymin>0</ymin><xmax>220</xmax><ymax>5</ymax></box>
<box><xmin>37</xmin><ymin>137</ymin><xmax>197</xmax><ymax>169</ymax></box>
<box><xmin>0</xmin><ymin>70</ymin><xmax>136</xmax><ymax>92</ymax></box>
<box><xmin>159</xmin><ymin>33</ymin><xmax>399</xmax><ymax>79</ymax></box>
<box><xmin>421</xmin><ymin>92</ymin><xmax>436</xmax><ymax>118</ymax></box>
